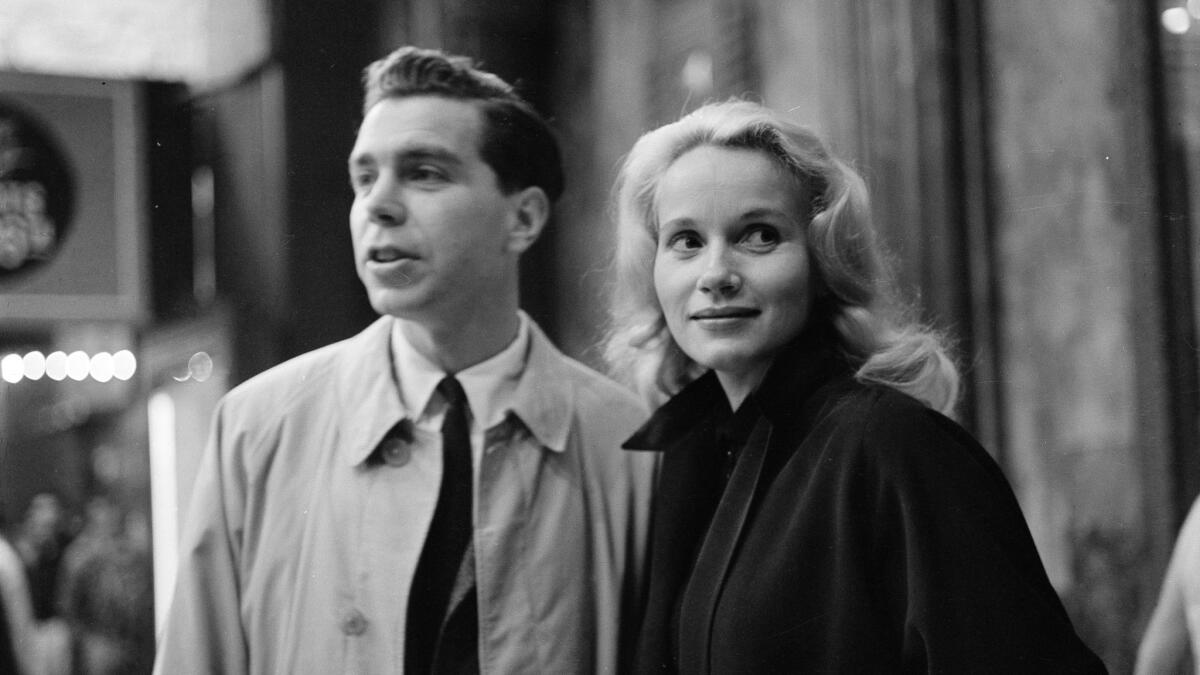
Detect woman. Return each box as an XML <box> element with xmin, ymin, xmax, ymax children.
<box><xmin>606</xmin><ymin>100</ymin><xmax>1105</xmax><ymax>672</ymax></box>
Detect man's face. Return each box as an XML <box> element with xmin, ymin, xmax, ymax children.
<box><xmin>348</xmin><ymin>96</ymin><xmax>521</xmax><ymax>323</ymax></box>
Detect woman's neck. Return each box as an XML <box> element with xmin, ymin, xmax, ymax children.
<box><xmin>716</xmin><ymin>363</ymin><xmax>770</xmax><ymax>410</ymax></box>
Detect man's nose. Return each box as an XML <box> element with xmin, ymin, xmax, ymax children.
<box><xmin>363</xmin><ymin>175</ymin><xmax>406</xmax><ymax>226</ymax></box>
<box><xmin>696</xmin><ymin>247</ymin><xmax>742</xmax><ymax>296</ymax></box>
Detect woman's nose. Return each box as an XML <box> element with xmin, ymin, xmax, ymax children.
<box><xmin>697</xmin><ymin>248</ymin><xmax>742</xmax><ymax>296</ymax></box>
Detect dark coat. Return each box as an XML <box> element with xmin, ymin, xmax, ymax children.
<box><xmin>624</xmin><ymin>332</ymin><xmax>1107</xmax><ymax>674</ymax></box>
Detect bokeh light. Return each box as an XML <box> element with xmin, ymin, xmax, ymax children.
<box><xmin>1</xmin><ymin>354</ymin><xmax>22</xmax><ymax>383</ymax></box>
<box><xmin>22</xmin><ymin>351</ymin><xmax>46</xmax><ymax>380</ymax></box>
<box><xmin>90</xmin><ymin>352</ymin><xmax>115</xmax><ymax>383</ymax></box>
<box><xmin>1163</xmin><ymin>7</ymin><xmax>1191</xmax><ymax>34</ymax></box>
<box><xmin>45</xmin><ymin>351</ymin><xmax>68</xmax><ymax>381</ymax></box>
<box><xmin>113</xmin><ymin>350</ymin><xmax>137</xmax><ymax>381</ymax></box>
<box><xmin>66</xmin><ymin>351</ymin><xmax>90</xmax><ymax>381</ymax></box>
<box><xmin>188</xmin><ymin>352</ymin><xmax>213</xmax><ymax>382</ymax></box>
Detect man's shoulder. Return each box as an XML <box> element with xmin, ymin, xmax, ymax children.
<box><xmin>221</xmin><ymin>321</ymin><xmax>385</xmax><ymax>420</ymax></box>
<box><xmin>562</xmin><ymin>355</ymin><xmax>644</xmax><ymax>410</ymax></box>
<box><xmin>528</xmin><ymin>332</ymin><xmax>646</xmax><ymax>420</ymax></box>
<box><xmin>530</xmin><ymin>343</ymin><xmax>657</xmax><ymax>491</ymax></box>
<box><xmin>226</xmin><ymin>341</ymin><xmax>344</xmax><ymax>406</ymax></box>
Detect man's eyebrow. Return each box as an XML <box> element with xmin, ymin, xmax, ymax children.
<box><xmin>349</xmin><ymin>144</ymin><xmax>464</xmax><ymax>168</ymax></box>
<box><xmin>399</xmin><ymin>146</ymin><xmax>463</xmax><ymax>164</ymax></box>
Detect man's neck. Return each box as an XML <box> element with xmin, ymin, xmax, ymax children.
<box><xmin>396</xmin><ymin>308</ymin><xmax>522</xmax><ymax>374</ymax></box>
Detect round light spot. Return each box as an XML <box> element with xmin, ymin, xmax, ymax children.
<box><xmin>45</xmin><ymin>352</ymin><xmax>68</xmax><ymax>381</ymax></box>
<box><xmin>113</xmin><ymin>350</ymin><xmax>137</xmax><ymax>381</ymax></box>
<box><xmin>66</xmin><ymin>351</ymin><xmax>90</xmax><ymax>381</ymax></box>
<box><xmin>22</xmin><ymin>351</ymin><xmax>46</xmax><ymax>380</ymax></box>
<box><xmin>1</xmin><ymin>354</ymin><xmax>22</xmax><ymax>383</ymax></box>
<box><xmin>1163</xmin><ymin>7</ymin><xmax>1190</xmax><ymax>34</ymax></box>
<box><xmin>90</xmin><ymin>352</ymin><xmax>115</xmax><ymax>383</ymax></box>
<box><xmin>188</xmin><ymin>352</ymin><xmax>213</xmax><ymax>382</ymax></box>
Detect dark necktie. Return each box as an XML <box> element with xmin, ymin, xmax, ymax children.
<box><xmin>405</xmin><ymin>376</ymin><xmax>479</xmax><ymax>674</ymax></box>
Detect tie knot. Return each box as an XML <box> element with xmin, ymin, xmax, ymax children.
<box><xmin>437</xmin><ymin>376</ymin><xmax>467</xmax><ymax>409</ymax></box>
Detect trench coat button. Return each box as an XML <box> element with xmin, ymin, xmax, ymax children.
<box><xmin>379</xmin><ymin>437</ymin><xmax>412</xmax><ymax>467</ymax></box>
<box><xmin>340</xmin><ymin>609</ymin><xmax>368</xmax><ymax>636</ymax></box>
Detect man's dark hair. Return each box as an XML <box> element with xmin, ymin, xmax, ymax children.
<box><xmin>362</xmin><ymin>46</ymin><xmax>565</xmax><ymax>203</ymax></box>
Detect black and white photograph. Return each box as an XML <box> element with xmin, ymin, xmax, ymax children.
<box><xmin>1</xmin><ymin>1</ymin><xmax>1198</xmax><ymax>673</ymax></box>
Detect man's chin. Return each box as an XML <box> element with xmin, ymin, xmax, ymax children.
<box><xmin>366</xmin><ymin>287</ymin><xmax>429</xmax><ymax>319</ymax></box>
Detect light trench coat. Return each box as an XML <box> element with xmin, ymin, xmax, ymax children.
<box><xmin>154</xmin><ymin>315</ymin><xmax>656</xmax><ymax>674</ymax></box>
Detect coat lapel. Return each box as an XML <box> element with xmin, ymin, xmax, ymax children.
<box><xmin>675</xmin><ymin>417</ymin><xmax>773</xmax><ymax>675</ymax></box>
<box><xmin>625</xmin><ymin>321</ymin><xmax>852</xmax><ymax>673</ymax></box>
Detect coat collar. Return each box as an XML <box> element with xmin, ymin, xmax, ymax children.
<box><xmin>506</xmin><ymin>317</ymin><xmax>576</xmax><ymax>452</ymax></box>
<box><xmin>336</xmin><ymin>313</ymin><xmax>576</xmax><ymax>466</ymax></box>
<box><xmin>628</xmin><ymin>322</ymin><xmax>853</xmax><ymax>675</ymax></box>
<box><xmin>623</xmin><ymin>322</ymin><xmax>851</xmax><ymax>453</ymax></box>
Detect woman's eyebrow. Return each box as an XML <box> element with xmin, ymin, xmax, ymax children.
<box><xmin>739</xmin><ymin>207</ymin><xmax>790</xmax><ymax>220</ymax></box>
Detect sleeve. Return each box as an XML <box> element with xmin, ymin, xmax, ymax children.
<box><xmin>863</xmin><ymin>399</ymin><xmax>1108</xmax><ymax>673</ymax></box>
<box><xmin>153</xmin><ymin>398</ymin><xmax>251</xmax><ymax>675</ymax></box>
<box><xmin>1134</xmin><ymin>497</ymin><xmax>1200</xmax><ymax>674</ymax></box>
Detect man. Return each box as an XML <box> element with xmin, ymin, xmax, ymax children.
<box><xmin>155</xmin><ymin>46</ymin><xmax>656</xmax><ymax>674</ymax></box>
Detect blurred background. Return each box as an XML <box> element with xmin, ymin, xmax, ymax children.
<box><xmin>0</xmin><ymin>0</ymin><xmax>1198</xmax><ymax>672</ymax></box>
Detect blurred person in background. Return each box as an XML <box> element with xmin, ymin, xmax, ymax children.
<box><xmin>155</xmin><ymin>45</ymin><xmax>655</xmax><ymax>674</ymax></box>
<box><xmin>56</xmin><ymin>497</ymin><xmax>121</xmax><ymax>593</ymax></box>
<box><xmin>1136</xmin><ymin>495</ymin><xmax>1200</xmax><ymax>673</ymax></box>
<box><xmin>606</xmin><ymin>99</ymin><xmax>1105</xmax><ymax>672</ymax></box>
<box><xmin>13</xmin><ymin>494</ymin><xmax>69</xmax><ymax>623</ymax></box>
<box><xmin>1</xmin><ymin>518</ymin><xmax>38</xmax><ymax>675</ymax></box>
<box><xmin>56</xmin><ymin>497</ymin><xmax>154</xmax><ymax>675</ymax></box>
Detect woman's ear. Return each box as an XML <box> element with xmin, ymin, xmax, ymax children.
<box><xmin>506</xmin><ymin>186</ymin><xmax>550</xmax><ymax>254</ymax></box>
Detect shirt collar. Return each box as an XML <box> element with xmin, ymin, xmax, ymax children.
<box><xmin>336</xmin><ymin>312</ymin><xmax>575</xmax><ymax>466</ymax></box>
<box><xmin>390</xmin><ymin>311</ymin><xmax>532</xmax><ymax>431</ymax></box>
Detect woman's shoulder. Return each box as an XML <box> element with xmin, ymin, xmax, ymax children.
<box><xmin>812</xmin><ymin>380</ymin><xmax>1002</xmax><ymax>485</ymax></box>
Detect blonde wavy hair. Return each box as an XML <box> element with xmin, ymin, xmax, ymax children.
<box><xmin>604</xmin><ymin>100</ymin><xmax>959</xmax><ymax>415</ymax></box>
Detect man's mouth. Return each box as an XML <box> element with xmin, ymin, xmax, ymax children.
<box><xmin>368</xmin><ymin>246</ymin><xmax>416</xmax><ymax>263</ymax></box>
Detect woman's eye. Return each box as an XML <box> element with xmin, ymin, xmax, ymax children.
<box><xmin>742</xmin><ymin>226</ymin><xmax>781</xmax><ymax>249</ymax></box>
<box><xmin>665</xmin><ymin>231</ymin><xmax>703</xmax><ymax>252</ymax></box>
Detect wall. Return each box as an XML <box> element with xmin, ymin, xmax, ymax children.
<box><xmin>984</xmin><ymin>2</ymin><xmax>1172</xmax><ymax>668</ymax></box>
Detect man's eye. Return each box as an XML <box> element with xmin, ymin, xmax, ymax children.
<box><xmin>350</xmin><ymin>173</ymin><xmax>375</xmax><ymax>191</ymax></box>
<box><xmin>406</xmin><ymin>166</ymin><xmax>447</xmax><ymax>182</ymax></box>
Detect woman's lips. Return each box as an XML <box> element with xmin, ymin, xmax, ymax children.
<box><xmin>691</xmin><ymin>306</ymin><xmax>760</xmax><ymax>320</ymax></box>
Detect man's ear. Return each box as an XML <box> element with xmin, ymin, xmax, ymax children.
<box><xmin>506</xmin><ymin>186</ymin><xmax>550</xmax><ymax>254</ymax></box>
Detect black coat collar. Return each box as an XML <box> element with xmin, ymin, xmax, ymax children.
<box><xmin>623</xmin><ymin>322</ymin><xmax>852</xmax><ymax>453</ymax></box>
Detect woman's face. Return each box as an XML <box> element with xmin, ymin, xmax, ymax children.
<box><xmin>653</xmin><ymin>145</ymin><xmax>813</xmax><ymax>400</ymax></box>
